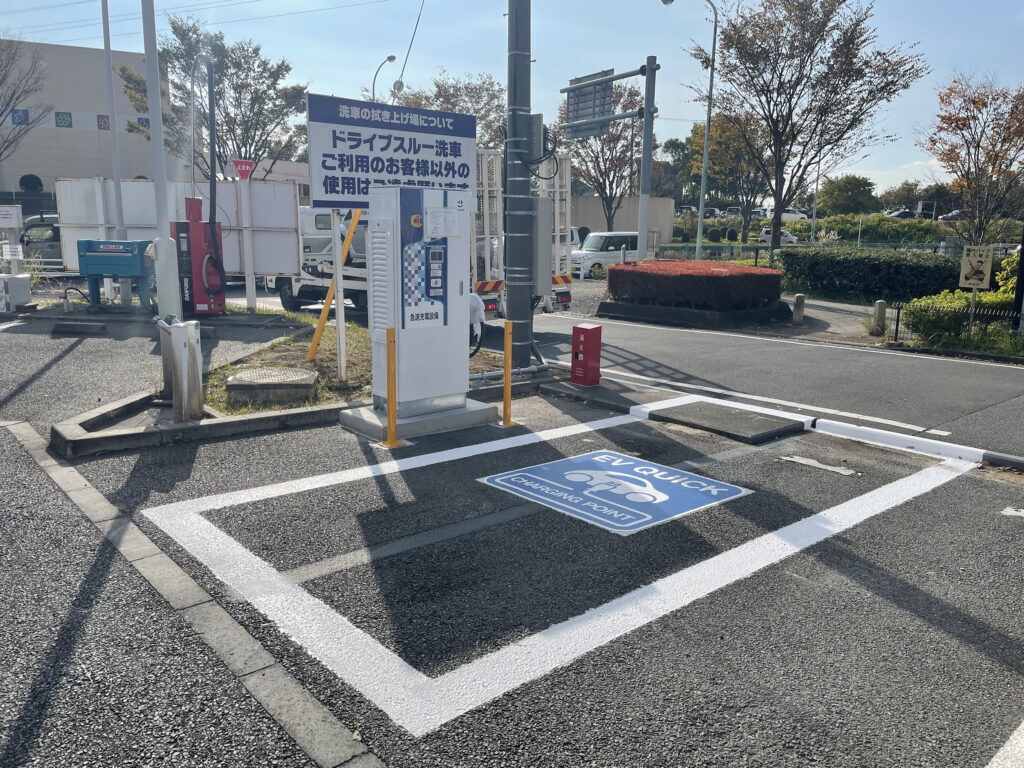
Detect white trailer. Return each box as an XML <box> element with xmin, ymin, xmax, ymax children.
<box><xmin>473</xmin><ymin>149</ymin><xmax>574</xmax><ymax>320</ymax></box>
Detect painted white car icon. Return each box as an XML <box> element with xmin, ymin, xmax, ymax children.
<box><xmin>563</xmin><ymin>470</ymin><xmax>669</xmax><ymax>504</ymax></box>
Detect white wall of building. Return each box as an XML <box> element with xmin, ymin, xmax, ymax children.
<box><xmin>0</xmin><ymin>40</ymin><xmax>180</xmax><ymax>193</ymax></box>
<box><xmin>572</xmin><ymin>195</ymin><xmax>674</xmax><ymax>246</ymax></box>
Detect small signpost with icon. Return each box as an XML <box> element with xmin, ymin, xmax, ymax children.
<box><xmin>959</xmin><ymin>245</ymin><xmax>994</xmax><ymax>339</ymax></box>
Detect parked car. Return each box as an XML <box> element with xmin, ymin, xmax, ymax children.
<box><xmin>765</xmin><ymin>208</ymin><xmax>808</xmax><ymax>221</ymax></box>
<box><xmin>724</xmin><ymin>206</ymin><xmax>741</xmax><ymax>217</ymax></box>
<box><xmin>703</xmin><ymin>208</ymin><xmax>722</xmax><ymax>219</ymax></box>
<box><xmin>758</xmin><ymin>228</ymin><xmax>798</xmax><ymax>245</ymax></box>
<box><xmin>675</xmin><ymin>205</ymin><xmax>699</xmax><ymax>217</ymax></box>
<box><xmin>18</xmin><ymin>213</ymin><xmax>62</xmax><ymax>263</ymax></box>
<box><xmin>570</xmin><ymin>231</ymin><xmax>655</xmax><ymax>279</ymax></box>
<box><xmin>751</xmin><ymin>208</ymin><xmax>768</xmax><ymax>218</ymax></box>
<box><xmin>887</xmin><ymin>210</ymin><xmax>915</xmax><ymax>219</ymax></box>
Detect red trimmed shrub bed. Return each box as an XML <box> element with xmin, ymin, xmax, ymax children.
<box><xmin>607</xmin><ymin>260</ymin><xmax>782</xmax><ymax>310</ymax></box>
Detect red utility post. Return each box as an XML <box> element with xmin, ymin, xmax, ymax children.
<box><xmin>570</xmin><ymin>323</ymin><xmax>602</xmax><ymax>386</ymax></box>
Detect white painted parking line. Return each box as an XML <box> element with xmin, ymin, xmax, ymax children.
<box><xmin>925</xmin><ymin>429</ymin><xmax>953</xmax><ymax>436</ymax></box>
<box><xmin>142</xmin><ymin>414</ymin><xmax>639</xmax><ymax>518</ymax></box>
<box><xmin>146</xmin><ymin>457</ymin><xmax>974</xmax><ymax>737</ymax></box>
<box><xmin>988</xmin><ymin>716</ymin><xmax>1024</xmax><ymax>767</ymax></box>
<box><xmin>559</xmin><ymin>363</ymin><xmax>932</xmax><ymax>433</ymax></box>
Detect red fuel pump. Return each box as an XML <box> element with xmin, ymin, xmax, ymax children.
<box><xmin>172</xmin><ymin>196</ymin><xmax>226</xmax><ymax>316</ymax></box>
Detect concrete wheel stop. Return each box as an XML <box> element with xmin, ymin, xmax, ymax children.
<box><xmin>226</xmin><ymin>367</ymin><xmax>317</xmax><ymax>405</ymax></box>
<box><xmin>648</xmin><ymin>400</ymin><xmax>804</xmax><ymax>444</ymax></box>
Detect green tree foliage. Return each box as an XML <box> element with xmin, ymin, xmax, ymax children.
<box><xmin>684</xmin><ymin>112</ymin><xmax>771</xmax><ymax>241</ymax></box>
<box><xmin>921</xmin><ymin>74</ymin><xmax>1024</xmax><ymax>244</ymax></box>
<box><xmin>783</xmin><ymin>213</ymin><xmax>949</xmax><ymax>243</ymax></box>
<box><xmin>817</xmin><ymin>174</ymin><xmax>880</xmax><ymax>215</ymax></box>
<box><xmin>375</xmin><ymin>69</ymin><xmax>505</xmax><ymax>149</ymax></box>
<box><xmin>690</xmin><ymin>0</ymin><xmax>928</xmax><ymax>247</ymax></box>
<box><xmin>117</xmin><ymin>16</ymin><xmax>306</xmax><ymax>180</ymax></box>
<box><xmin>878</xmin><ymin>180</ymin><xmax>921</xmax><ymax>212</ymax></box>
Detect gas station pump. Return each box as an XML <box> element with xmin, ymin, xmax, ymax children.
<box><xmin>171</xmin><ymin>197</ymin><xmax>226</xmax><ymax>315</ymax></box>
<box><xmin>367</xmin><ymin>186</ymin><xmax>472</xmax><ymax>417</ymax></box>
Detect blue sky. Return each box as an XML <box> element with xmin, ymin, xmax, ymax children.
<box><xmin>10</xmin><ymin>0</ymin><xmax>1024</xmax><ymax>191</ymax></box>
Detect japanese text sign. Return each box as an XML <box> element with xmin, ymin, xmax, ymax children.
<box><xmin>307</xmin><ymin>94</ymin><xmax>477</xmax><ymax>210</ymax></box>
<box><xmin>231</xmin><ymin>158</ymin><xmax>255</xmax><ymax>181</ymax></box>
<box><xmin>959</xmin><ymin>245</ymin><xmax>994</xmax><ymax>290</ymax></box>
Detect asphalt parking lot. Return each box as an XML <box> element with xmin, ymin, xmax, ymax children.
<box><xmin>60</xmin><ymin>391</ymin><xmax>1024</xmax><ymax>767</ymax></box>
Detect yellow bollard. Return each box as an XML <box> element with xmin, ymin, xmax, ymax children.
<box><xmin>502</xmin><ymin>320</ymin><xmax>517</xmax><ymax>427</ymax></box>
<box><xmin>382</xmin><ymin>326</ymin><xmax>406</xmax><ymax>448</ymax></box>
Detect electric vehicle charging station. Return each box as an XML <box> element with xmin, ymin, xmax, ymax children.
<box><xmin>340</xmin><ymin>186</ymin><xmax>498</xmax><ymax>439</ymax></box>
<box><xmin>369</xmin><ymin>186</ymin><xmax>471</xmax><ymax>417</ymax></box>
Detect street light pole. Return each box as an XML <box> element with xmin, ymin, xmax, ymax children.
<box><xmin>695</xmin><ymin>0</ymin><xmax>717</xmax><ymax>260</ymax></box>
<box><xmin>372</xmin><ymin>55</ymin><xmax>396</xmax><ymax>102</ymax></box>
<box><xmin>662</xmin><ymin>0</ymin><xmax>717</xmax><ymax>260</ymax></box>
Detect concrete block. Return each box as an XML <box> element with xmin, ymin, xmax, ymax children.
<box><xmin>64</xmin><ymin>485</ymin><xmax>121</xmax><ymax>522</ymax></box>
<box><xmin>132</xmin><ymin>553</ymin><xmax>211</xmax><ymax>610</ymax></box>
<box><xmin>181</xmin><ymin>600</ymin><xmax>275</xmax><ymax>677</ymax></box>
<box><xmin>648</xmin><ymin>400</ymin><xmax>805</xmax><ymax>444</ymax></box>
<box><xmin>340</xmin><ymin>399</ymin><xmax>498</xmax><ymax>441</ymax></box>
<box><xmin>792</xmin><ymin>293</ymin><xmax>805</xmax><ymax>326</ymax></box>
<box><xmin>226</xmin><ymin>367</ymin><xmax>317</xmax><ymax>405</ymax></box>
<box><xmin>95</xmin><ymin>517</ymin><xmax>162</xmax><ymax>561</ymax></box>
<box><xmin>240</xmin><ymin>665</ymin><xmax>367</xmax><ymax>768</ymax></box>
<box><xmin>51</xmin><ymin>321</ymin><xmax>107</xmax><ymax>336</ymax></box>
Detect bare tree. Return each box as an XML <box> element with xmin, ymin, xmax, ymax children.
<box><xmin>921</xmin><ymin>74</ymin><xmax>1024</xmax><ymax>245</ymax></box>
<box><xmin>118</xmin><ymin>16</ymin><xmax>306</xmax><ymax>181</ymax></box>
<box><xmin>365</xmin><ymin>69</ymin><xmax>506</xmax><ymax>150</ymax></box>
<box><xmin>690</xmin><ymin>0</ymin><xmax>928</xmax><ymax>247</ymax></box>
<box><xmin>0</xmin><ymin>38</ymin><xmax>50</xmax><ymax>163</ymax></box>
<box><xmin>554</xmin><ymin>83</ymin><xmax>650</xmax><ymax>231</ymax></box>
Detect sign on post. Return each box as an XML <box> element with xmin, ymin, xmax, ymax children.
<box><xmin>231</xmin><ymin>158</ymin><xmax>255</xmax><ymax>181</ymax></box>
<box><xmin>0</xmin><ymin>205</ymin><xmax>23</xmax><ymax>230</ymax></box>
<box><xmin>565</xmin><ymin>70</ymin><xmax>614</xmax><ymax>139</ymax></box>
<box><xmin>959</xmin><ymin>245</ymin><xmax>994</xmax><ymax>289</ymax></box>
<box><xmin>482</xmin><ymin>450</ymin><xmax>749</xmax><ymax>535</ymax></box>
<box><xmin>307</xmin><ymin>94</ymin><xmax>477</xmax><ymax>209</ymax></box>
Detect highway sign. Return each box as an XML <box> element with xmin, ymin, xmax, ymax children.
<box><xmin>482</xmin><ymin>450</ymin><xmax>749</xmax><ymax>534</ymax></box>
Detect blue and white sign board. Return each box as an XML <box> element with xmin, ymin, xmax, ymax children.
<box><xmin>482</xmin><ymin>451</ymin><xmax>750</xmax><ymax>535</ymax></box>
<box><xmin>307</xmin><ymin>93</ymin><xmax>477</xmax><ymax>210</ymax></box>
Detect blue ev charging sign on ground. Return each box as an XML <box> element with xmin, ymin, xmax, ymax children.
<box><xmin>481</xmin><ymin>451</ymin><xmax>750</xmax><ymax>535</ymax></box>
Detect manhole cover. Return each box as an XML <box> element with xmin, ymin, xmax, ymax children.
<box><xmin>230</xmin><ymin>367</ymin><xmax>316</xmax><ymax>385</ymax></box>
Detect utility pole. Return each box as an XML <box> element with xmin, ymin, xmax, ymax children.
<box><xmin>142</xmin><ymin>0</ymin><xmax>182</xmax><ymax>320</ymax></box>
<box><xmin>635</xmin><ymin>56</ymin><xmax>657</xmax><ymax>262</ymax></box>
<box><xmin>505</xmin><ymin>0</ymin><xmax>533</xmax><ymax>368</ymax></box>
<box><xmin>101</xmin><ymin>0</ymin><xmax>126</xmax><ymax>241</ymax></box>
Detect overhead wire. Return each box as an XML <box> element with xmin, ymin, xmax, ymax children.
<box><xmin>44</xmin><ymin>0</ymin><xmax>390</xmax><ymax>44</ymax></box>
<box><xmin>20</xmin><ymin>0</ymin><xmax>269</xmax><ymax>35</ymax></box>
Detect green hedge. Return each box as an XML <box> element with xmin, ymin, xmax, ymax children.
<box><xmin>783</xmin><ymin>214</ymin><xmax>950</xmax><ymax>244</ymax></box>
<box><xmin>607</xmin><ymin>260</ymin><xmax>782</xmax><ymax>311</ymax></box>
<box><xmin>902</xmin><ymin>290</ymin><xmax>1020</xmax><ymax>354</ymax></box>
<box><xmin>775</xmin><ymin>246</ymin><xmax>958</xmax><ymax>299</ymax></box>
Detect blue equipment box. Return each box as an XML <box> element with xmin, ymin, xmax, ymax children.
<box><xmin>77</xmin><ymin>239</ymin><xmax>153</xmax><ymax>277</ymax></box>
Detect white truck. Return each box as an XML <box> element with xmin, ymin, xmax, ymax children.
<box><xmin>268</xmin><ymin>148</ymin><xmax>575</xmax><ymax>319</ymax></box>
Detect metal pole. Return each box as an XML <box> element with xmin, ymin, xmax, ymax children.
<box><xmin>331</xmin><ymin>208</ymin><xmax>347</xmax><ymax>382</ymax></box>
<box><xmin>141</xmin><ymin>0</ymin><xmax>182</xmax><ymax>320</ymax></box>
<box><xmin>810</xmin><ymin>162</ymin><xmax>820</xmax><ymax>245</ymax></box>
<box><xmin>1012</xmin><ymin>223</ymin><xmax>1024</xmax><ymax>333</ymax></box>
<box><xmin>695</xmin><ymin>0</ymin><xmax>718</xmax><ymax>261</ymax></box>
<box><xmin>372</xmin><ymin>55</ymin><xmax>395</xmax><ymax>102</ymax></box>
<box><xmin>636</xmin><ymin>56</ymin><xmax>657</xmax><ymax>263</ymax></box>
<box><xmin>102</xmin><ymin>0</ymin><xmax>126</xmax><ymax>241</ymax></box>
<box><xmin>505</xmin><ymin>0</ymin><xmax>533</xmax><ymax>368</ymax></box>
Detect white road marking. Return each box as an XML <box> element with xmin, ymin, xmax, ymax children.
<box><xmin>535</xmin><ymin>312</ymin><xmax>1024</xmax><ymax>371</ymax></box>
<box><xmin>988</xmin><ymin>716</ymin><xmax>1024</xmax><ymax>768</ymax></box>
<box><xmin>553</xmin><ymin>362</ymin><xmax>932</xmax><ymax>432</ymax></box>
<box><xmin>146</xmin><ymin>457</ymin><xmax>974</xmax><ymax>737</ymax></box>
<box><xmin>925</xmin><ymin>429</ymin><xmax>953</xmax><ymax>436</ymax></box>
<box><xmin>142</xmin><ymin>414</ymin><xmax>639</xmax><ymax>518</ymax></box>
<box><xmin>779</xmin><ymin>456</ymin><xmax>858</xmax><ymax>476</ymax></box>
<box><xmin>999</xmin><ymin>507</ymin><xmax>1024</xmax><ymax>518</ymax></box>
<box><xmin>0</xmin><ymin>320</ymin><xmax>24</xmax><ymax>332</ymax></box>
